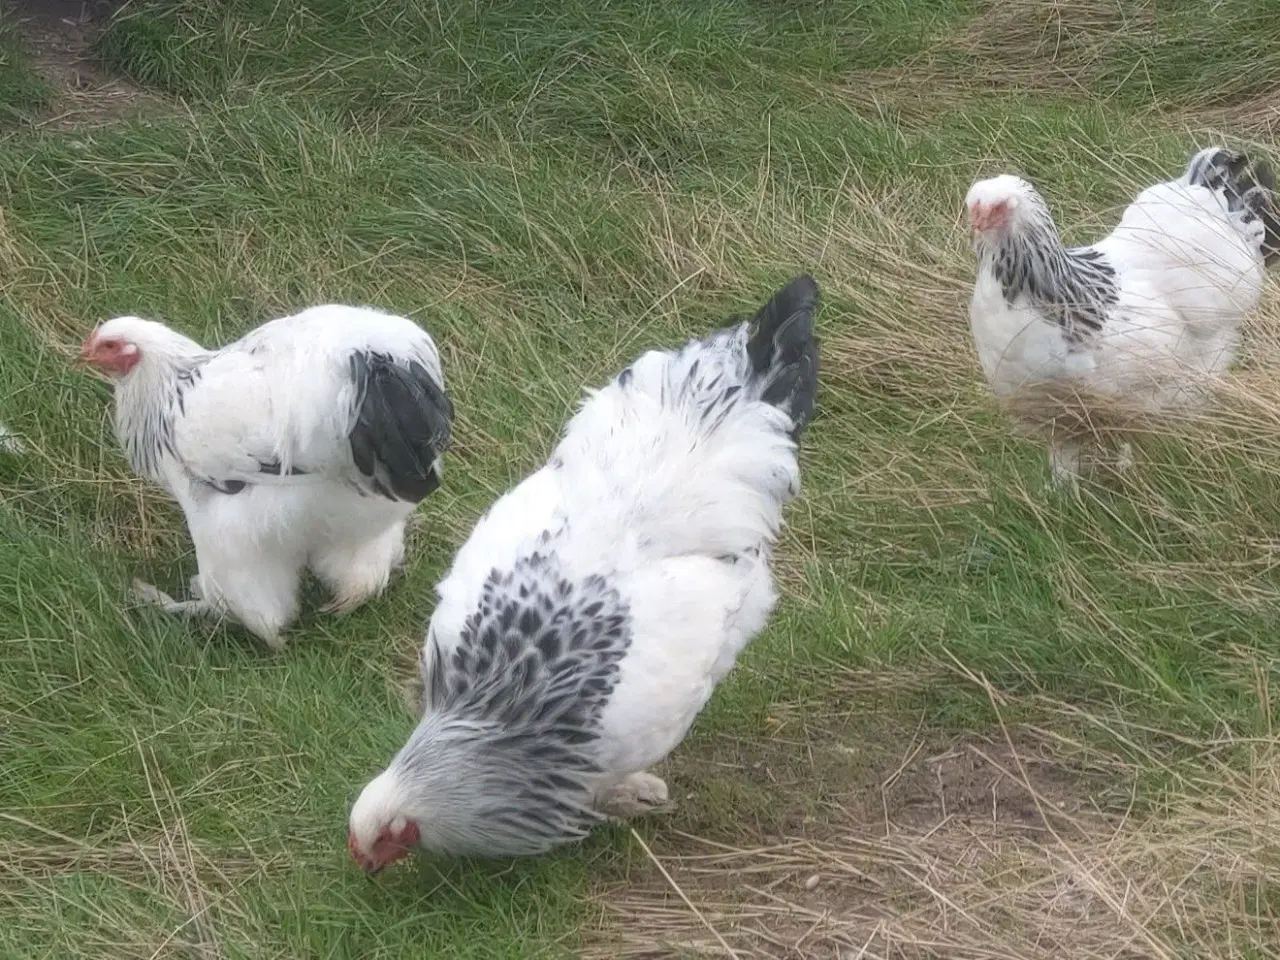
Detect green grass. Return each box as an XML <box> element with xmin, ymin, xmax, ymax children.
<box><xmin>3</xmin><ymin>0</ymin><xmax>1280</xmax><ymax>956</ymax></box>
<box><xmin>0</xmin><ymin>11</ymin><xmax>51</xmax><ymax>126</ymax></box>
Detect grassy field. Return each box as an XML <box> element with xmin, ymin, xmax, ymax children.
<box><xmin>2</xmin><ymin>0</ymin><xmax>1280</xmax><ymax>956</ymax></box>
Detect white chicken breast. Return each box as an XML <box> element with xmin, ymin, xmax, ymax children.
<box><xmin>80</xmin><ymin>304</ymin><xmax>453</xmax><ymax>648</ymax></box>
<box><xmin>348</xmin><ymin>274</ymin><xmax>820</xmax><ymax>870</ymax></box>
<box><xmin>966</xmin><ymin>146</ymin><xmax>1279</xmax><ymax>483</ymax></box>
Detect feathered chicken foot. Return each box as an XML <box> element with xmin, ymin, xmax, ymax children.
<box><xmin>1115</xmin><ymin>441</ymin><xmax>1135</xmax><ymax>472</ymax></box>
<box><xmin>1048</xmin><ymin>440</ymin><xmax>1082</xmax><ymax>489</ymax></box>
<box><xmin>127</xmin><ymin>578</ymin><xmax>217</xmax><ymax>620</ymax></box>
<box><xmin>594</xmin><ymin>771</ymin><xmax>673</xmax><ymax>819</ymax></box>
<box><xmin>128</xmin><ymin>577</ymin><xmax>290</xmax><ymax>650</ymax></box>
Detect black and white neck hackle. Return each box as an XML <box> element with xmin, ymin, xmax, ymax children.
<box><xmin>979</xmin><ymin>189</ymin><xmax>1119</xmax><ymax>348</ymax></box>
<box><xmin>115</xmin><ymin>350</ymin><xmax>208</xmax><ymax>485</ymax></box>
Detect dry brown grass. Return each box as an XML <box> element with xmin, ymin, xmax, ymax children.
<box><xmin>0</xmin><ymin>746</ymin><xmax>282</xmax><ymax>960</ymax></box>
<box><xmin>949</xmin><ymin>0</ymin><xmax>1154</xmax><ymax>96</ymax></box>
<box><xmin>583</xmin><ymin>677</ymin><xmax>1280</xmax><ymax>959</ymax></box>
<box><xmin>835</xmin><ymin>0</ymin><xmax>1280</xmax><ymax>133</ymax></box>
<box><xmin>1195</xmin><ymin>93</ymin><xmax>1280</xmax><ymax>140</ymax></box>
<box><xmin>835</xmin><ymin>0</ymin><xmax>1142</xmax><ymax>125</ymax></box>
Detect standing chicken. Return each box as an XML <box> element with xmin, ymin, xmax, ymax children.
<box><xmin>80</xmin><ymin>304</ymin><xmax>453</xmax><ymax>648</ymax></box>
<box><xmin>966</xmin><ymin>147</ymin><xmax>1279</xmax><ymax>483</ymax></box>
<box><xmin>348</xmin><ymin>275</ymin><xmax>820</xmax><ymax>869</ymax></box>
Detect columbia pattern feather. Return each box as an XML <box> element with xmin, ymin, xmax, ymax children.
<box><xmin>80</xmin><ymin>304</ymin><xmax>453</xmax><ymax>648</ymax></box>
<box><xmin>348</xmin><ymin>274</ymin><xmax>821</xmax><ymax>868</ymax></box>
<box><xmin>966</xmin><ymin>146</ymin><xmax>1279</xmax><ymax>483</ymax></box>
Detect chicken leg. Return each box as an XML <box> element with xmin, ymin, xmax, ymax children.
<box><xmin>128</xmin><ymin>578</ymin><xmax>219</xmax><ymax>619</ymax></box>
<box><xmin>593</xmin><ymin>772</ymin><xmax>673</xmax><ymax>819</ymax></box>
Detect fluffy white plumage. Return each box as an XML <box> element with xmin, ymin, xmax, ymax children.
<box><xmin>348</xmin><ymin>275</ymin><xmax>820</xmax><ymax>870</ymax></box>
<box><xmin>82</xmin><ymin>304</ymin><xmax>453</xmax><ymax>648</ymax></box>
<box><xmin>0</xmin><ymin>420</ymin><xmax>24</xmax><ymax>454</ymax></box>
<box><xmin>966</xmin><ymin>147</ymin><xmax>1279</xmax><ymax>482</ymax></box>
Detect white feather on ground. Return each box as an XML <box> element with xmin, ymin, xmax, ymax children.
<box><xmin>0</xmin><ymin>421</ymin><xmax>25</xmax><ymax>454</ymax></box>
<box><xmin>80</xmin><ymin>304</ymin><xmax>453</xmax><ymax>648</ymax></box>
<box><xmin>348</xmin><ymin>274</ymin><xmax>821</xmax><ymax>870</ymax></box>
<box><xmin>965</xmin><ymin>146</ymin><xmax>1280</xmax><ymax>484</ymax></box>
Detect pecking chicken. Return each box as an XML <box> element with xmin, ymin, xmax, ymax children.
<box><xmin>347</xmin><ymin>274</ymin><xmax>820</xmax><ymax>869</ymax></box>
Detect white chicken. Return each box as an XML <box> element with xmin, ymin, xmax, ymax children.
<box><xmin>80</xmin><ymin>304</ymin><xmax>453</xmax><ymax>648</ymax></box>
<box><xmin>347</xmin><ymin>274</ymin><xmax>820</xmax><ymax>869</ymax></box>
<box><xmin>966</xmin><ymin>146</ymin><xmax>1279</xmax><ymax>483</ymax></box>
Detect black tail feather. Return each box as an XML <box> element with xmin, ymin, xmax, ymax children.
<box><xmin>1247</xmin><ymin>161</ymin><xmax>1280</xmax><ymax>266</ymax></box>
<box><xmin>1186</xmin><ymin>147</ymin><xmax>1280</xmax><ymax>266</ymax></box>
<box><xmin>1229</xmin><ymin>155</ymin><xmax>1280</xmax><ymax>266</ymax></box>
<box><xmin>745</xmin><ymin>274</ymin><xmax>821</xmax><ymax>442</ymax></box>
<box><xmin>349</xmin><ymin>351</ymin><xmax>454</xmax><ymax>503</ymax></box>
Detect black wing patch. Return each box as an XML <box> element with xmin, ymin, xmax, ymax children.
<box><xmin>348</xmin><ymin>350</ymin><xmax>454</xmax><ymax>503</ymax></box>
<box><xmin>427</xmin><ymin>552</ymin><xmax>632</xmax><ymax>735</ymax></box>
<box><xmin>402</xmin><ymin>552</ymin><xmax>634</xmax><ymax>854</ymax></box>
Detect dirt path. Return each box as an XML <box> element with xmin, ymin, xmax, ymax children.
<box><xmin>8</xmin><ymin>0</ymin><xmax>160</xmax><ymax>129</ymax></box>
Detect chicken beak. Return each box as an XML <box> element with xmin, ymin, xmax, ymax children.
<box><xmin>76</xmin><ymin>336</ymin><xmax>97</xmax><ymax>366</ymax></box>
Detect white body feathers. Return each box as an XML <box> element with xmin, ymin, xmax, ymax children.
<box><xmin>99</xmin><ymin>304</ymin><xmax>452</xmax><ymax>646</ymax></box>
<box><xmin>430</xmin><ymin>336</ymin><xmax>796</xmax><ymax>776</ymax></box>
<box><xmin>970</xmin><ymin>178</ymin><xmax>1263</xmax><ymax>407</ymax></box>
<box><xmin>967</xmin><ymin>149</ymin><xmax>1275</xmax><ymax>478</ymax></box>
<box><xmin>349</xmin><ymin>275</ymin><xmax>819</xmax><ymax>862</ymax></box>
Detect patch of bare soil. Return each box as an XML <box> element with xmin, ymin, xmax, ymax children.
<box><xmin>8</xmin><ymin>0</ymin><xmax>162</xmax><ymax>130</ymax></box>
<box><xmin>586</xmin><ymin>722</ymin><xmax>1107</xmax><ymax>959</ymax></box>
<box><xmin>583</xmin><ymin>676</ymin><xmax>1280</xmax><ymax>959</ymax></box>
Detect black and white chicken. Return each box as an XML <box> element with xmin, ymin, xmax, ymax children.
<box><xmin>347</xmin><ymin>275</ymin><xmax>820</xmax><ymax>869</ymax></box>
<box><xmin>966</xmin><ymin>147</ymin><xmax>1279</xmax><ymax>483</ymax></box>
<box><xmin>80</xmin><ymin>305</ymin><xmax>453</xmax><ymax>648</ymax></box>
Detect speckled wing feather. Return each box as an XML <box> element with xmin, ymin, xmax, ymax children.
<box><xmin>405</xmin><ymin>551</ymin><xmax>634</xmax><ymax>855</ymax></box>
<box><xmin>426</xmin><ymin>552</ymin><xmax>632</xmax><ymax>732</ymax></box>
